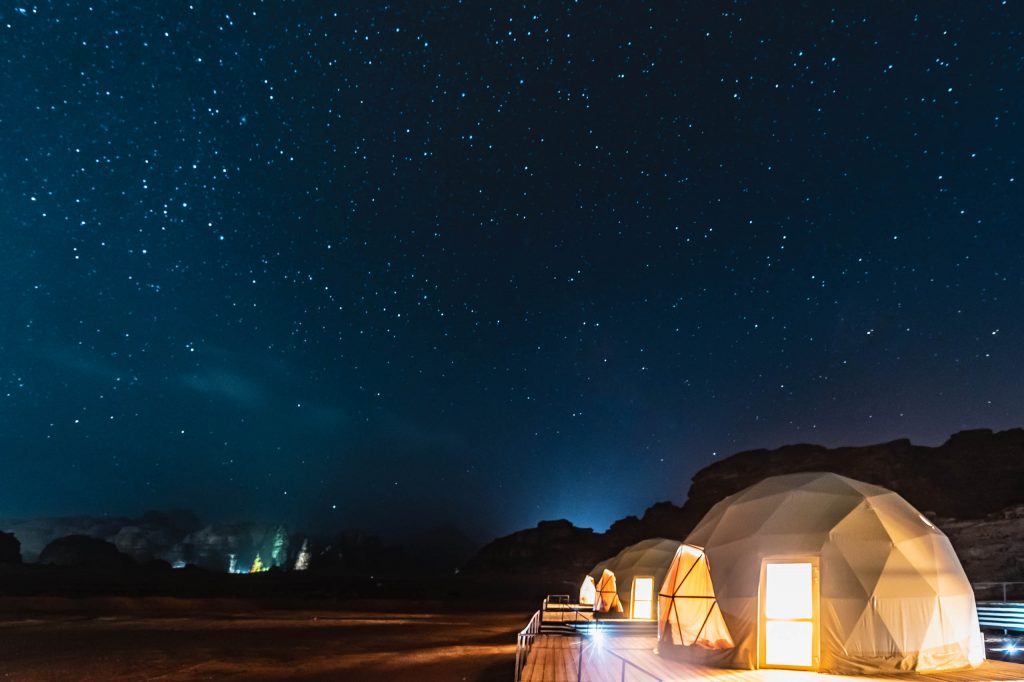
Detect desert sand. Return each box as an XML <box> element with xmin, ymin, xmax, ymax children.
<box><xmin>0</xmin><ymin>598</ymin><xmax>528</xmax><ymax>681</ymax></box>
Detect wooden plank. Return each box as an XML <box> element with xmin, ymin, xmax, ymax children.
<box><xmin>569</xmin><ymin>638</ymin><xmax>580</xmax><ymax>682</ymax></box>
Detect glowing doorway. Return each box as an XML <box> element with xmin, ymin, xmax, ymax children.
<box><xmin>761</xmin><ymin>561</ymin><xmax>817</xmax><ymax>669</ymax></box>
<box><xmin>630</xmin><ymin>576</ymin><xmax>655</xmax><ymax>620</ymax></box>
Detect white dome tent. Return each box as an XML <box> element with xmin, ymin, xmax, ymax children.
<box><xmin>657</xmin><ymin>472</ymin><xmax>985</xmax><ymax>674</ymax></box>
<box><xmin>578</xmin><ymin>574</ymin><xmax>596</xmax><ymax>607</ymax></box>
<box><xmin>590</xmin><ymin>537</ymin><xmax>680</xmax><ymax>619</ymax></box>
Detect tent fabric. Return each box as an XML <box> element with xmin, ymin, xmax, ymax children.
<box><xmin>590</xmin><ymin>538</ymin><xmax>680</xmax><ymax>613</ymax></box>
<box><xmin>665</xmin><ymin>472</ymin><xmax>984</xmax><ymax>674</ymax></box>
<box><xmin>658</xmin><ymin>543</ymin><xmax>734</xmax><ymax>649</ymax></box>
<box><xmin>579</xmin><ymin>575</ymin><xmax>596</xmax><ymax>606</ymax></box>
<box><xmin>594</xmin><ymin>568</ymin><xmax>623</xmax><ymax>613</ymax></box>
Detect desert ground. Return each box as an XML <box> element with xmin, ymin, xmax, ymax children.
<box><xmin>0</xmin><ymin>598</ymin><xmax>529</xmax><ymax>681</ymax></box>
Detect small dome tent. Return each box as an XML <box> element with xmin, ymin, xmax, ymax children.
<box><xmin>579</xmin><ymin>574</ymin><xmax>596</xmax><ymax>607</ymax></box>
<box><xmin>591</xmin><ymin>538</ymin><xmax>680</xmax><ymax>618</ymax></box>
<box><xmin>659</xmin><ymin>472</ymin><xmax>984</xmax><ymax>674</ymax></box>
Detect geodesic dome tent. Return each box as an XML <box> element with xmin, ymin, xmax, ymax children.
<box><xmin>591</xmin><ymin>538</ymin><xmax>680</xmax><ymax>618</ymax></box>
<box><xmin>579</xmin><ymin>574</ymin><xmax>596</xmax><ymax>607</ymax></box>
<box><xmin>659</xmin><ymin>472</ymin><xmax>984</xmax><ymax>674</ymax></box>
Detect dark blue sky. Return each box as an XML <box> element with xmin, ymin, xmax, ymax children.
<box><xmin>2</xmin><ymin>2</ymin><xmax>1022</xmax><ymax>539</ymax></box>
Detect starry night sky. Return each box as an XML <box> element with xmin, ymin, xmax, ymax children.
<box><xmin>2</xmin><ymin>2</ymin><xmax>1022</xmax><ymax>539</ymax></box>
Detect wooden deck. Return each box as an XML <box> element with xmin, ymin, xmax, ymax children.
<box><xmin>521</xmin><ymin>634</ymin><xmax>1024</xmax><ymax>682</ymax></box>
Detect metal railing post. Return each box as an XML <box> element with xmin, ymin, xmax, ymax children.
<box><xmin>577</xmin><ymin>636</ymin><xmax>583</xmax><ymax>682</ymax></box>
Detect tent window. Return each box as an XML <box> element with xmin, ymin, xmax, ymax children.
<box><xmin>631</xmin><ymin>577</ymin><xmax>655</xmax><ymax>619</ymax></box>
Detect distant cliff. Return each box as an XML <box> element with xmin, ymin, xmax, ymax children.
<box><xmin>465</xmin><ymin>428</ymin><xmax>1024</xmax><ymax>585</ymax></box>
<box><xmin>682</xmin><ymin>428</ymin><xmax>1024</xmax><ymax>523</ymax></box>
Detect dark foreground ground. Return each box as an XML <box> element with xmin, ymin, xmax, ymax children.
<box><xmin>0</xmin><ymin>597</ymin><xmax>530</xmax><ymax>681</ymax></box>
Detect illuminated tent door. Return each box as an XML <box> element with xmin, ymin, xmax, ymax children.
<box><xmin>630</xmin><ymin>577</ymin><xmax>655</xmax><ymax>619</ymax></box>
<box><xmin>760</xmin><ymin>560</ymin><xmax>818</xmax><ymax>670</ymax></box>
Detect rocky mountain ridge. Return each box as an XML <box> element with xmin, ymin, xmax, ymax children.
<box><xmin>465</xmin><ymin>428</ymin><xmax>1024</xmax><ymax>587</ymax></box>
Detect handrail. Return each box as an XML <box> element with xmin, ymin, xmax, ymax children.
<box><xmin>514</xmin><ymin>609</ymin><xmax>542</xmax><ymax>682</ymax></box>
<box><xmin>517</xmin><ymin>596</ymin><xmax>596</xmax><ymax>681</ymax></box>
<box><xmin>974</xmin><ymin>582</ymin><xmax>1024</xmax><ymax>602</ymax></box>
<box><xmin>563</xmin><ymin>603</ymin><xmax>596</xmax><ymax>630</ymax></box>
<box><xmin>542</xmin><ymin>597</ymin><xmax>595</xmax><ymax>629</ymax></box>
<box><xmin>520</xmin><ymin>597</ymin><xmax>663</xmax><ymax>681</ymax></box>
<box><xmin>604</xmin><ymin>647</ymin><xmax>664</xmax><ymax>682</ymax></box>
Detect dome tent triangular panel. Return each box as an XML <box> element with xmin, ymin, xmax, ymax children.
<box><xmin>589</xmin><ymin>538</ymin><xmax>680</xmax><ymax>617</ymax></box>
<box><xmin>664</xmin><ymin>472</ymin><xmax>984</xmax><ymax>674</ymax></box>
<box><xmin>711</xmin><ymin>494</ymin><xmax>781</xmax><ymax>542</ymax></box>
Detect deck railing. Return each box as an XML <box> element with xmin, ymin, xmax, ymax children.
<box><xmin>974</xmin><ymin>582</ymin><xmax>1024</xmax><ymax>602</ymax></box>
<box><xmin>518</xmin><ymin>595</ymin><xmax>664</xmax><ymax>681</ymax></box>
<box><xmin>514</xmin><ymin>609</ymin><xmax>542</xmax><ymax>682</ymax></box>
<box><xmin>978</xmin><ymin>602</ymin><xmax>1024</xmax><ymax>632</ymax></box>
<box><xmin>541</xmin><ymin>595</ymin><xmax>596</xmax><ymax>630</ymax></box>
<box><xmin>601</xmin><ymin>647</ymin><xmax>664</xmax><ymax>682</ymax></box>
